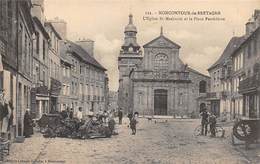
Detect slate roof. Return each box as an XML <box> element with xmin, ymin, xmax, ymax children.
<box><xmin>33</xmin><ymin>17</ymin><xmax>50</xmax><ymax>40</ymax></box>
<box><xmin>143</xmin><ymin>35</ymin><xmax>181</xmax><ymax>49</ymax></box>
<box><xmin>66</xmin><ymin>40</ymin><xmax>107</xmax><ymax>71</ymax></box>
<box><xmin>208</xmin><ymin>36</ymin><xmax>245</xmax><ymax>71</ymax></box>
<box><xmin>44</xmin><ymin>22</ymin><xmax>62</xmax><ymax>40</ymax></box>
<box><xmin>187</xmin><ymin>67</ymin><xmax>210</xmax><ymax>78</ymax></box>
<box><xmin>231</xmin><ymin>26</ymin><xmax>260</xmax><ymax>57</ymax></box>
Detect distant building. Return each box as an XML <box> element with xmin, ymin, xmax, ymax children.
<box><xmin>108</xmin><ymin>91</ymin><xmax>118</xmax><ymax>111</ymax></box>
<box><xmin>59</xmin><ymin>41</ymin><xmax>73</xmax><ymax>112</ymax></box>
<box><xmin>59</xmin><ymin>39</ymin><xmax>108</xmax><ymax>116</ymax></box>
<box><xmin>118</xmin><ymin>14</ymin><xmax>210</xmax><ymax>117</ymax></box>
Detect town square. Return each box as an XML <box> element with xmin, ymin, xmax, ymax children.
<box><xmin>0</xmin><ymin>0</ymin><xmax>260</xmax><ymax>163</ymax></box>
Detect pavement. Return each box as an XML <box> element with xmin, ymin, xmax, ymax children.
<box><xmin>2</xmin><ymin>118</ymin><xmax>260</xmax><ymax>164</ymax></box>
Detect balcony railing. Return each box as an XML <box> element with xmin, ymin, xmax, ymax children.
<box><xmin>239</xmin><ymin>72</ymin><xmax>260</xmax><ymax>93</ymax></box>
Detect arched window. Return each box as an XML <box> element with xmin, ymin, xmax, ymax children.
<box><xmin>199</xmin><ymin>80</ymin><xmax>206</xmax><ymax>93</ymax></box>
<box><xmin>154</xmin><ymin>53</ymin><xmax>168</xmax><ymax>78</ymax></box>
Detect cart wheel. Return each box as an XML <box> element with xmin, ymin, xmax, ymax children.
<box><xmin>233</xmin><ymin>121</ymin><xmax>254</xmax><ymax>141</ymax></box>
<box><xmin>194</xmin><ymin>125</ymin><xmax>202</xmax><ymax>136</ymax></box>
<box><xmin>215</xmin><ymin>126</ymin><xmax>225</xmax><ymax>138</ymax></box>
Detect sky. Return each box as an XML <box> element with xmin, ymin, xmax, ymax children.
<box><xmin>44</xmin><ymin>0</ymin><xmax>259</xmax><ymax>91</ymax></box>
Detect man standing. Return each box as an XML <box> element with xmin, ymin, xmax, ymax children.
<box><xmin>209</xmin><ymin>112</ymin><xmax>217</xmax><ymax>137</ymax></box>
<box><xmin>130</xmin><ymin>116</ymin><xmax>137</xmax><ymax>135</ymax></box>
<box><xmin>200</xmin><ymin>107</ymin><xmax>209</xmax><ymax>136</ymax></box>
<box><xmin>77</xmin><ymin>107</ymin><xmax>83</xmax><ymax>122</ymax></box>
<box><xmin>118</xmin><ymin>109</ymin><xmax>123</xmax><ymax>125</ymax></box>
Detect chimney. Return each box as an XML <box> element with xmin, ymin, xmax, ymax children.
<box><xmin>253</xmin><ymin>9</ymin><xmax>260</xmax><ymax>29</ymax></box>
<box><xmin>31</xmin><ymin>0</ymin><xmax>45</xmax><ymax>24</ymax></box>
<box><xmin>245</xmin><ymin>10</ymin><xmax>260</xmax><ymax>35</ymax></box>
<box><xmin>76</xmin><ymin>39</ymin><xmax>94</xmax><ymax>57</ymax></box>
<box><xmin>246</xmin><ymin>19</ymin><xmax>255</xmax><ymax>35</ymax></box>
<box><xmin>48</xmin><ymin>17</ymin><xmax>67</xmax><ymax>39</ymax></box>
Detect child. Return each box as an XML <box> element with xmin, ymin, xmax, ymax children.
<box><xmin>130</xmin><ymin>117</ymin><xmax>137</xmax><ymax>135</ymax></box>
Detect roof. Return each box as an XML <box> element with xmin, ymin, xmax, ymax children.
<box><xmin>66</xmin><ymin>40</ymin><xmax>107</xmax><ymax>71</ymax></box>
<box><xmin>33</xmin><ymin>17</ymin><xmax>50</xmax><ymax>40</ymax></box>
<box><xmin>44</xmin><ymin>22</ymin><xmax>62</xmax><ymax>40</ymax></box>
<box><xmin>125</xmin><ymin>24</ymin><xmax>137</xmax><ymax>32</ymax></box>
<box><xmin>208</xmin><ymin>36</ymin><xmax>245</xmax><ymax>71</ymax></box>
<box><xmin>59</xmin><ymin>41</ymin><xmax>72</xmax><ymax>66</ymax></box>
<box><xmin>231</xmin><ymin>26</ymin><xmax>260</xmax><ymax>57</ymax></box>
<box><xmin>143</xmin><ymin>34</ymin><xmax>181</xmax><ymax>49</ymax></box>
<box><xmin>188</xmin><ymin>67</ymin><xmax>210</xmax><ymax>78</ymax></box>
<box><xmin>125</xmin><ymin>14</ymin><xmax>137</xmax><ymax>32</ymax></box>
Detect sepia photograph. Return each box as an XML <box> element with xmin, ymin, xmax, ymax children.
<box><xmin>0</xmin><ymin>0</ymin><xmax>260</xmax><ymax>163</ymax></box>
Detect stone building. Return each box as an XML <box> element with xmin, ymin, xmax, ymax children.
<box><xmin>239</xmin><ymin>10</ymin><xmax>260</xmax><ymax>118</ymax></box>
<box><xmin>118</xmin><ymin>14</ymin><xmax>210</xmax><ymax>117</ymax></box>
<box><xmin>59</xmin><ymin>39</ymin><xmax>108</xmax><ymax>116</ymax></box>
<box><xmin>0</xmin><ymin>0</ymin><xmax>36</xmax><ymax>139</ymax></box>
<box><xmin>59</xmin><ymin>40</ymin><xmax>73</xmax><ymax>112</ymax></box>
<box><xmin>31</xmin><ymin>0</ymin><xmax>50</xmax><ymax>118</ymax></box>
<box><xmin>0</xmin><ymin>0</ymin><xmax>17</xmax><ymax>140</ymax></box>
<box><xmin>208</xmin><ymin>9</ymin><xmax>260</xmax><ymax>120</ymax></box>
<box><xmin>118</xmin><ymin>14</ymin><xmax>143</xmax><ymax>115</ymax></box>
<box><xmin>47</xmin><ymin>17</ymin><xmax>67</xmax><ymax>40</ymax></box>
<box><xmin>208</xmin><ymin>36</ymin><xmax>244</xmax><ymax>119</ymax></box>
<box><xmin>45</xmin><ymin>22</ymin><xmax>62</xmax><ymax>112</ymax></box>
<box><xmin>14</xmin><ymin>0</ymin><xmax>35</xmax><ymax>137</ymax></box>
<box><xmin>108</xmin><ymin>91</ymin><xmax>118</xmax><ymax>111</ymax></box>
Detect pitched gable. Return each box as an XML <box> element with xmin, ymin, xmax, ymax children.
<box><xmin>143</xmin><ymin>35</ymin><xmax>181</xmax><ymax>49</ymax></box>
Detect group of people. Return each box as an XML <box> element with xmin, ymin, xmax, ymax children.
<box><xmin>117</xmin><ymin>108</ymin><xmax>139</xmax><ymax>135</ymax></box>
<box><xmin>200</xmin><ymin>106</ymin><xmax>217</xmax><ymax>137</ymax></box>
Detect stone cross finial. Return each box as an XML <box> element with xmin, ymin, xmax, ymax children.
<box><xmin>129</xmin><ymin>14</ymin><xmax>133</xmax><ymax>24</ymax></box>
<box><xmin>160</xmin><ymin>26</ymin><xmax>163</xmax><ymax>35</ymax></box>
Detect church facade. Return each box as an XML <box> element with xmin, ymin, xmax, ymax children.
<box><xmin>118</xmin><ymin>14</ymin><xmax>210</xmax><ymax>117</ymax></box>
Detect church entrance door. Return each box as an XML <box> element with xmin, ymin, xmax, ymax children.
<box><xmin>154</xmin><ymin>89</ymin><xmax>167</xmax><ymax>115</ymax></box>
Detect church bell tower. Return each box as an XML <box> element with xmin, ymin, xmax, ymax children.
<box><xmin>118</xmin><ymin>14</ymin><xmax>142</xmax><ymax>114</ymax></box>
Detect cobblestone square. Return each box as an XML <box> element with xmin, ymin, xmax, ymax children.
<box><xmin>4</xmin><ymin>118</ymin><xmax>260</xmax><ymax>164</ymax></box>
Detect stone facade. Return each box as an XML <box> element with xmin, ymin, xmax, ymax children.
<box><xmin>31</xmin><ymin>0</ymin><xmax>50</xmax><ymax>118</ymax></box>
<box><xmin>238</xmin><ymin>10</ymin><xmax>260</xmax><ymax>119</ymax></box>
<box><xmin>59</xmin><ymin>40</ymin><xmax>108</xmax><ymax>117</ymax></box>
<box><xmin>118</xmin><ymin>15</ymin><xmax>210</xmax><ymax>117</ymax></box>
<box><xmin>45</xmin><ymin>22</ymin><xmax>62</xmax><ymax>112</ymax></box>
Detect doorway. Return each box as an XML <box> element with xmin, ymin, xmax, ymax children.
<box><xmin>154</xmin><ymin>89</ymin><xmax>167</xmax><ymax>115</ymax></box>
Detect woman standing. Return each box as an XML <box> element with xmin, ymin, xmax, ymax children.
<box><xmin>23</xmin><ymin>109</ymin><xmax>34</xmax><ymax>138</ymax></box>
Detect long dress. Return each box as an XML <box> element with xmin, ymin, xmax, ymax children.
<box><xmin>23</xmin><ymin>112</ymin><xmax>33</xmax><ymax>137</ymax></box>
<box><xmin>1</xmin><ymin>103</ymin><xmax>10</xmax><ymax>133</ymax></box>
